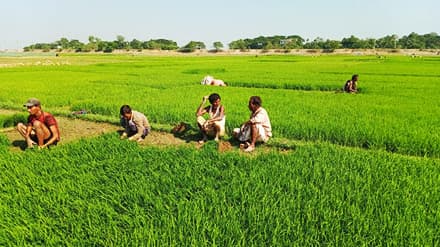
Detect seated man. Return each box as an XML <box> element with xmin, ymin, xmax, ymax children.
<box><xmin>120</xmin><ymin>105</ymin><xmax>151</xmax><ymax>142</ymax></box>
<box><xmin>196</xmin><ymin>93</ymin><xmax>226</xmax><ymax>143</ymax></box>
<box><xmin>344</xmin><ymin>74</ymin><xmax>359</xmax><ymax>93</ymax></box>
<box><xmin>233</xmin><ymin>96</ymin><xmax>272</xmax><ymax>152</ymax></box>
<box><xmin>16</xmin><ymin>98</ymin><xmax>60</xmax><ymax>149</ymax></box>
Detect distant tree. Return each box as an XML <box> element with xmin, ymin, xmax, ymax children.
<box><xmin>142</xmin><ymin>39</ymin><xmax>178</xmax><ymax>50</ymax></box>
<box><xmin>322</xmin><ymin>39</ymin><xmax>341</xmax><ymax>51</ymax></box>
<box><xmin>114</xmin><ymin>35</ymin><xmax>128</xmax><ymax>49</ymax></box>
<box><xmin>247</xmin><ymin>36</ymin><xmax>266</xmax><ymax>49</ymax></box>
<box><xmin>57</xmin><ymin>37</ymin><xmax>69</xmax><ymax>49</ymax></box>
<box><xmin>399</xmin><ymin>32</ymin><xmax>425</xmax><ymax>49</ymax></box>
<box><xmin>213</xmin><ymin>41</ymin><xmax>224</xmax><ymax>51</ymax></box>
<box><xmin>86</xmin><ymin>35</ymin><xmax>99</xmax><ymax>51</ymax></box>
<box><xmin>179</xmin><ymin>41</ymin><xmax>206</xmax><ymax>52</ymax></box>
<box><xmin>364</xmin><ymin>38</ymin><xmax>376</xmax><ymax>49</ymax></box>
<box><xmin>304</xmin><ymin>37</ymin><xmax>325</xmax><ymax>49</ymax></box>
<box><xmin>96</xmin><ymin>39</ymin><xmax>108</xmax><ymax>52</ymax></box>
<box><xmin>263</xmin><ymin>41</ymin><xmax>274</xmax><ymax>50</ymax></box>
<box><xmin>129</xmin><ymin>39</ymin><xmax>143</xmax><ymax>50</ymax></box>
<box><xmin>229</xmin><ymin>35</ymin><xmax>305</xmax><ymax>50</ymax></box>
<box><xmin>103</xmin><ymin>41</ymin><xmax>114</xmax><ymax>53</ymax></box>
<box><xmin>229</xmin><ymin>39</ymin><xmax>248</xmax><ymax>50</ymax></box>
<box><xmin>423</xmin><ymin>32</ymin><xmax>440</xmax><ymax>49</ymax></box>
<box><xmin>376</xmin><ymin>34</ymin><xmax>399</xmax><ymax>48</ymax></box>
<box><xmin>341</xmin><ymin>35</ymin><xmax>363</xmax><ymax>49</ymax></box>
<box><xmin>283</xmin><ymin>35</ymin><xmax>305</xmax><ymax>49</ymax></box>
<box><xmin>88</xmin><ymin>36</ymin><xmax>96</xmax><ymax>44</ymax></box>
<box><xmin>68</xmin><ymin>39</ymin><xmax>85</xmax><ymax>52</ymax></box>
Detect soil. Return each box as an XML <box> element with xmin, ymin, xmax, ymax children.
<box><xmin>218</xmin><ymin>141</ymin><xmax>234</xmax><ymax>152</ymax></box>
<box><xmin>1</xmin><ymin>111</ymin><xmax>292</xmax><ymax>154</ymax></box>
<box><xmin>1</xmin><ymin>113</ymin><xmax>186</xmax><ymax>152</ymax></box>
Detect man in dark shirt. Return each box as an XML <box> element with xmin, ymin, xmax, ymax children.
<box><xmin>16</xmin><ymin>98</ymin><xmax>60</xmax><ymax>149</ymax></box>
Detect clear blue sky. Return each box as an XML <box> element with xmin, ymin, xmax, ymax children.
<box><xmin>1</xmin><ymin>0</ymin><xmax>438</xmax><ymax>50</ymax></box>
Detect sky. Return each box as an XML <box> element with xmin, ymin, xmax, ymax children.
<box><xmin>1</xmin><ymin>0</ymin><xmax>438</xmax><ymax>50</ymax></box>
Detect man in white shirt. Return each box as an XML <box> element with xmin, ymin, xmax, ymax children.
<box><xmin>233</xmin><ymin>96</ymin><xmax>272</xmax><ymax>152</ymax></box>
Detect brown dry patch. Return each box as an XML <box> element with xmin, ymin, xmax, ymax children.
<box><xmin>1</xmin><ymin>111</ymin><xmax>190</xmax><ymax>151</ymax></box>
<box><xmin>2</xmin><ymin>116</ymin><xmax>120</xmax><ymax>151</ymax></box>
<box><xmin>218</xmin><ymin>141</ymin><xmax>234</xmax><ymax>152</ymax></box>
<box><xmin>139</xmin><ymin>131</ymin><xmax>187</xmax><ymax>146</ymax></box>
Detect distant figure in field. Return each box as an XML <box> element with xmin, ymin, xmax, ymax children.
<box><xmin>344</xmin><ymin>74</ymin><xmax>359</xmax><ymax>93</ymax></box>
<box><xmin>16</xmin><ymin>98</ymin><xmax>60</xmax><ymax>149</ymax></box>
<box><xmin>196</xmin><ymin>93</ymin><xmax>226</xmax><ymax>143</ymax></box>
<box><xmin>119</xmin><ymin>105</ymin><xmax>151</xmax><ymax>142</ymax></box>
<box><xmin>233</xmin><ymin>96</ymin><xmax>272</xmax><ymax>152</ymax></box>
<box><xmin>201</xmin><ymin>75</ymin><xmax>227</xmax><ymax>86</ymax></box>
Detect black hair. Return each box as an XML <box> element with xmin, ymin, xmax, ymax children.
<box><xmin>208</xmin><ymin>93</ymin><xmax>221</xmax><ymax>104</ymax></box>
<box><xmin>120</xmin><ymin>105</ymin><xmax>132</xmax><ymax>115</ymax></box>
<box><xmin>352</xmin><ymin>74</ymin><xmax>359</xmax><ymax>80</ymax></box>
<box><xmin>249</xmin><ymin>96</ymin><xmax>262</xmax><ymax>107</ymax></box>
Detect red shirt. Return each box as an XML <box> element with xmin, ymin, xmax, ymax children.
<box><xmin>28</xmin><ymin>112</ymin><xmax>60</xmax><ymax>141</ymax></box>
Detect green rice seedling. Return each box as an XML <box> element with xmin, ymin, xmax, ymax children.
<box><xmin>0</xmin><ymin>54</ymin><xmax>439</xmax><ymax>245</ymax></box>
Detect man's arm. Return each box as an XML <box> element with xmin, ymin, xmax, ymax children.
<box><xmin>25</xmin><ymin>125</ymin><xmax>33</xmax><ymax>139</ymax></box>
<box><xmin>196</xmin><ymin>96</ymin><xmax>209</xmax><ymax>117</ymax></box>
<box><xmin>41</xmin><ymin>125</ymin><xmax>59</xmax><ymax>148</ymax></box>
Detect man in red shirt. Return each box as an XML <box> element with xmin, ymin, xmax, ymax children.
<box><xmin>16</xmin><ymin>98</ymin><xmax>60</xmax><ymax>149</ymax></box>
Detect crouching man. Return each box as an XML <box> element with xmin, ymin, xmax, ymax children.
<box><xmin>233</xmin><ymin>96</ymin><xmax>272</xmax><ymax>152</ymax></box>
<box><xmin>120</xmin><ymin>105</ymin><xmax>151</xmax><ymax>142</ymax></box>
<box><xmin>196</xmin><ymin>93</ymin><xmax>226</xmax><ymax>143</ymax></box>
<box><xmin>17</xmin><ymin>98</ymin><xmax>60</xmax><ymax>149</ymax></box>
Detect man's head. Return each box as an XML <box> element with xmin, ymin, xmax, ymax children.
<box><xmin>24</xmin><ymin>98</ymin><xmax>40</xmax><ymax>108</ymax></box>
<box><xmin>120</xmin><ymin>105</ymin><xmax>132</xmax><ymax>119</ymax></box>
<box><xmin>248</xmin><ymin>96</ymin><xmax>262</xmax><ymax>112</ymax></box>
<box><xmin>24</xmin><ymin>98</ymin><xmax>41</xmax><ymax>114</ymax></box>
<box><xmin>352</xmin><ymin>74</ymin><xmax>359</xmax><ymax>81</ymax></box>
<box><xmin>208</xmin><ymin>93</ymin><xmax>221</xmax><ymax>106</ymax></box>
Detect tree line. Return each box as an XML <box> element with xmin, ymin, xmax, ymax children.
<box><xmin>24</xmin><ymin>32</ymin><xmax>440</xmax><ymax>53</ymax></box>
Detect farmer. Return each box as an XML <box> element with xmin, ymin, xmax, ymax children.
<box><xmin>233</xmin><ymin>96</ymin><xmax>272</xmax><ymax>152</ymax></box>
<box><xmin>344</xmin><ymin>74</ymin><xmax>359</xmax><ymax>93</ymax></box>
<box><xmin>16</xmin><ymin>98</ymin><xmax>60</xmax><ymax>149</ymax></box>
<box><xmin>201</xmin><ymin>75</ymin><xmax>227</xmax><ymax>86</ymax></box>
<box><xmin>119</xmin><ymin>105</ymin><xmax>151</xmax><ymax>142</ymax></box>
<box><xmin>196</xmin><ymin>93</ymin><xmax>226</xmax><ymax>143</ymax></box>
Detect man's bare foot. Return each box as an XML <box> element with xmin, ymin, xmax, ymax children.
<box><xmin>243</xmin><ymin>144</ymin><xmax>255</xmax><ymax>152</ymax></box>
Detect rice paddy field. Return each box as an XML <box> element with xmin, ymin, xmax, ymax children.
<box><xmin>0</xmin><ymin>53</ymin><xmax>439</xmax><ymax>245</ymax></box>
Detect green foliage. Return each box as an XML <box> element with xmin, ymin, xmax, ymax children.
<box><xmin>1</xmin><ymin>54</ymin><xmax>439</xmax><ymax>157</ymax></box>
<box><xmin>0</xmin><ymin>135</ymin><xmax>439</xmax><ymax>245</ymax></box>
<box><xmin>213</xmin><ymin>41</ymin><xmax>224</xmax><ymax>51</ymax></box>
<box><xmin>228</xmin><ymin>39</ymin><xmax>248</xmax><ymax>50</ymax></box>
<box><xmin>0</xmin><ymin>114</ymin><xmax>27</xmax><ymax>128</ymax></box>
<box><xmin>142</xmin><ymin>39</ymin><xmax>179</xmax><ymax>50</ymax></box>
<box><xmin>1</xmin><ymin>54</ymin><xmax>440</xmax><ymax>245</ymax></box>
<box><xmin>179</xmin><ymin>41</ymin><xmax>206</xmax><ymax>52</ymax></box>
<box><xmin>0</xmin><ymin>134</ymin><xmax>9</xmax><ymax>147</ymax></box>
<box><xmin>23</xmin><ymin>32</ymin><xmax>440</xmax><ymax>52</ymax></box>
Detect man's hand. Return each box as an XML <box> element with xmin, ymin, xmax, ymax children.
<box><xmin>120</xmin><ymin>132</ymin><xmax>128</xmax><ymax>140</ymax></box>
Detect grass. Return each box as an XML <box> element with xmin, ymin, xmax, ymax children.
<box><xmin>1</xmin><ymin>54</ymin><xmax>439</xmax><ymax>156</ymax></box>
<box><xmin>0</xmin><ymin>54</ymin><xmax>439</xmax><ymax>245</ymax></box>
<box><xmin>0</xmin><ymin>134</ymin><xmax>439</xmax><ymax>245</ymax></box>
